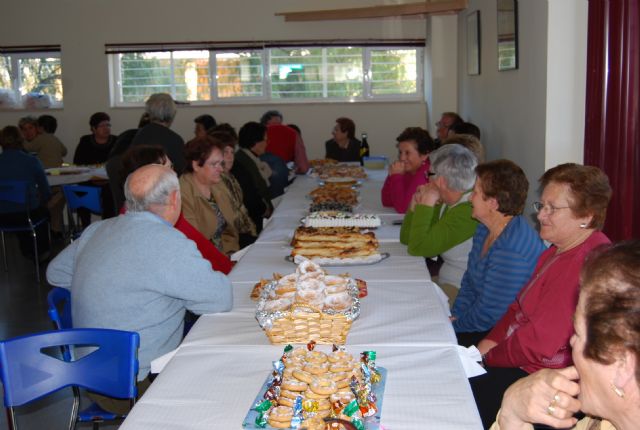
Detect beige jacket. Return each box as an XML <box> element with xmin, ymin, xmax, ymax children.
<box><xmin>179</xmin><ymin>173</ymin><xmax>239</xmax><ymax>255</ymax></box>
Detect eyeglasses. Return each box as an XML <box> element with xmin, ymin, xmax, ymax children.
<box><xmin>532</xmin><ymin>201</ymin><xmax>571</xmax><ymax>215</ymax></box>
<box><xmin>206</xmin><ymin>160</ymin><xmax>226</xmax><ymax>169</ymax></box>
<box><xmin>425</xmin><ymin>170</ymin><xmax>437</xmax><ymax>179</ymax></box>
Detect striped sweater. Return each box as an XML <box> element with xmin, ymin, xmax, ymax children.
<box><xmin>452</xmin><ymin>215</ymin><xmax>545</xmax><ymax>333</ymax></box>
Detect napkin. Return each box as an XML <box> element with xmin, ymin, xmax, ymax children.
<box><xmin>230</xmin><ymin>244</ymin><xmax>252</xmax><ymax>262</ymax></box>
<box><xmin>150</xmin><ymin>348</ymin><xmax>179</xmax><ymax>374</ymax></box>
<box><xmin>456</xmin><ymin>345</ymin><xmax>487</xmax><ymax>378</ymax></box>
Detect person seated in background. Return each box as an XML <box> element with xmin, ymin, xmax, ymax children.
<box><xmin>131</xmin><ymin>93</ymin><xmax>186</xmax><ymax>174</ymax></box>
<box><xmin>434</xmin><ymin>111</ymin><xmax>464</xmax><ymax>147</ymax></box>
<box><xmin>491</xmin><ymin>240</ymin><xmax>640</xmax><ymax>430</ymax></box>
<box><xmin>19</xmin><ymin>115</ymin><xmax>67</xmax><ymax>239</ymax></box>
<box><xmin>452</xmin><ymin>160</ymin><xmax>545</xmax><ymax>347</ymax></box>
<box><xmin>381</xmin><ymin>127</ymin><xmax>436</xmax><ymax>214</ymax></box>
<box><xmin>105</xmin><ymin>112</ymin><xmax>151</xmax><ymax>210</ymax></box>
<box><xmin>74</xmin><ymin>112</ymin><xmax>118</xmax><ymax>223</ymax></box>
<box><xmin>19</xmin><ymin>115</ymin><xmax>67</xmax><ymax>168</ymax></box>
<box><xmin>400</xmin><ymin>144</ymin><xmax>478</xmax><ymax>302</ymax></box>
<box><xmin>210</xmin><ymin>130</ymin><xmax>257</xmax><ymax>249</ymax></box>
<box><xmin>194</xmin><ymin>114</ymin><xmax>217</xmax><ymax>138</ymax></box>
<box><xmin>0</xmin><ymin>126</ymin><xmax>51</xmax><ymax>259</ymax></box>
<box><xmin>325</xmin><ymin>117</ymin><xmax>362</xmax><ymax>162</ymax></box>
<box><xmin>260</xmin><ymin>109</ymin><xmax>310</xmax><ymax>174</ymax></box>
<box><xmin>232</xmin><ymin>121</ymin><xmax>274</xmax><ymax>234</ymax></box>
<box><xmin>46</xmin><ymin>164</ymin><xmax>233</xmax><ymax>415</ymax></box>
<box><xmin>449</xmin><ymin>121</ymin><xmax>481</xmax><ymax>139</ymax></box>
<box><xmin>119</xmin><ymin>145</ymin><xmax>232</xmax><ymax>274</ymax></box>
<box><xmin>471</xmin><ymin>163</ymin><xmax>612</xmax><ymax>429</ymax></box>
<box><xmin>180</xmin><ymin>136</ymin><xmax>240</xmax><ymax>256</ymax></box>
<box><xmin>442</xmin><ymin>133</ymin><xmax>485</xmax><ymax>163</ymax></box>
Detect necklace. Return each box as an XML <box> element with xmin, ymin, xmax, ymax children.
<box><xmin>556</xmin><ymin>229</ymin><xmax>592</xmax><ymax>254</ymax></box>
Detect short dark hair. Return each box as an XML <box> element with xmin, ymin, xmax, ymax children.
<box><xmin>396</xmin><ymin>127</ymin><xmax>435</xmax><ymax>155</ymax></box>
<box><xmin>581</xmin><ymin>240</ymin><xmax>640</xmax><ymax>383</ymax></box>
<box><xmin>194</xmin><ymin>114</ymin><xmax>217</xmax><ymax>131</ymax></box>
<box><xmin>37</xmin><ymin>115</ymin><xmax>57</xmax><ymax>133</ymax></box>
<box><xmin>121</xmin><ymin>145</ymin><xmax>168</xmax><ymax>180</ymax></box>
<box><xmin>211</xmin><ymin>123</ymin><xmax>238</xmax><ymax>141</ymax></box>
<box><xmin>0</xmin><ymin>126</ymin><xmax>25</xmax><ymax>150</ymax></box>
<box><xmin>540</xmin><ymin>163</ymin><xmax>612</xmax><ymax>230</ymax></box>
<box><xmin>335</xmin><ymin>117</ymin><xmax>356</xmax><ymax>140</ymax></box>
<box><xmin>209</xmin><ymin>131</ymin><xmax>237</xmax><ymax>149</ymax></box>
<box><xmin>442</xmin><ymin>112</ymin><xmax>464</xmax><ymax>126</ymax></box>
<box><xmin>260</xmin><ymin>110</ymin><xmax>283</xmax><ymax>125</ymax></box>
<box><xmin>450</xmin><ymin>121</ymin><xmax>481</xmax><ymax>139</ymax></box>
<box><xmin>89</xmin><ymin>112</ymin><xmax>110</xmax><ymax>129</ymax></box>
<box><xmin>238</xmin><ymin>122</ymin><xmax>266</xmax><ymax>150</ymax></box>
<box><xmin>184</xmin><ymin>136</ymin><xmax>226</xmax><ymax>172</ymax></box>
<box><xmin>476</xmin><ymin>159</ymin><xmax>529</xmax><ymax>216</ymax></box>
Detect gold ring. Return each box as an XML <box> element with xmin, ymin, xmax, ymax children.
<box><xmin>547</xmin><ymin>404</ymin><xmax>556</xmax><ymax>416</ymax></box>
<box><xmin>552</xmin><ymin>392</ymin><xmax>561</xmax><ymax>405</ymax></box>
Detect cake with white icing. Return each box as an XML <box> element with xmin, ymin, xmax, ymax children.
<box><xmin>303</xmin><ymin>211</ymin><xmax>381</xmax><ymax>228</ymax></box>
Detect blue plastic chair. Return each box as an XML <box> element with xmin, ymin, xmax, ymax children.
<box><xmin>0</xmin><ymin>180</ymin><xmax>51</xmax><ymax>282</ymax></box>
<box><xmin>0</xmin><ymin>328</ymin><xmax>139</xmax><ymax>430</ymax></box>
<box><xmin>45</xmin><ymin>288</ymin><xmax>136</xmax><ymax>429</ymax></box>
<box><xmin>62</xmin><ymin>185</ymin><xmax>102</xmax><ymax>239</ymax></box>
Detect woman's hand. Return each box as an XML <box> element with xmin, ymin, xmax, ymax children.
<box><xmin>414</xmin><ymin>183</ymin><xmax>441</xmax><ymax>207</ymax></box>
<box><xmin>497</xmin><ymin>367</ymin><xmax>581</xmax><ymax>430</ymax></box>
<box><xmin>389</xmin><ymin>160</ymin><xmax>406</xmax><ymax>175</ymax></box>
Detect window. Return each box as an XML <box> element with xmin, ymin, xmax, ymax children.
<box><xmin>108</xmin><ymin>41</ymin><xmax>423</xmax><ymax>106</ymax></box>
<box><xmin>0</xmin><ymin>47</ymin><xmax>63</xmax><ymax>109</ymax></box>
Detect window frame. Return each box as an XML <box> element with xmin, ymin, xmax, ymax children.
<box><xmin>108</xmin><ymin>43</ymin><xmax>423</xmax><ymax>107</ymax></box>
<box><xmin>0</xmin><ymin>49</ymin><xmax>63</xmax><ymax>109</ymax></box>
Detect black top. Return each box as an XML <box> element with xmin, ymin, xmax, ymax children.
<box><xmin>325</xmin><ymin>138</ymin><xmax>361</xmax><ymax>162</ymax></box>
<box><xmin>231</xmin><ymin>149</ymin><xmax>273</xmax><ymax>233</ymax></box>
<box><xmin>130</xmin><ymin>123</ymin><xmax>186</xmax><ymax>174</ymax></box>
<box><xmin>73</xmin><ymin>135</ymin><xmax>117</xmax><ymax>165</ymax></box>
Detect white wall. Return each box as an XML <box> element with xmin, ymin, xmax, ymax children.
<box><xmin>457</xmin><ymin>0</ymin><xmax>588</xmax><ymax>222</ymax></box>
<box><xmin>0</xmin><ymin>0</ymin><xmax>428</xmax><ymax>160</ymax></box>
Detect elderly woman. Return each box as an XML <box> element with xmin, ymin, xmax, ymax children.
<box><xmin>325</xmin><ymin>117</ymin><xmax>361</xmax><ymax>162</ymax></box>
<box><xmin>452</xmin><ymin>160</ymin><xmax>545</xmax><ymax>347</ymax></box>
<box><xmin>180</xmin><ymin>136</ymin><xmax>239</xmax><ymax>255</ymax></box>
<box><xmin>491</xmin><ymin>240</ymin><xmax>640</xmax><ymax>430</ymax></box>
<box><xmin>471</xmin><ymin>163</ymin><xmax>612</xmax><ymax>429</ymax></box>
<box><xmin>400</xmin><ymin>144</ymin><xmax>479</xmax><ymax>302</ymax></box>
<box><xmin>231</xmin><ymin>122</ymin><xmax>274</xmax><ymax>234</ymax></box>
<box><xmin>381</xmin><ymin>127</ymin><xmax>436</xmax><ymax>214</ymax></box>
<box><xmin>209</xmin><ymin>130</ymin><xmax>257</xmax><ymax>248</ymax></box>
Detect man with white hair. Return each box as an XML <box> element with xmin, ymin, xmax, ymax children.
<box><xmin>130</xmin><ymin>93</ymin><xmax>186</xmax><ymax>173</ymax></box>
<box><xmin>47</xmin><ymin>164</ymin><xmax>232</xmax><ymax>411</ymax></box>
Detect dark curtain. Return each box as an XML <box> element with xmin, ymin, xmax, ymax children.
<box><xmin>584</xmin><ymin>0</ymin><xmax>640</xmax><ymax>240</ymax></box>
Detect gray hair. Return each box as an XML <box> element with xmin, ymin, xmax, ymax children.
<box><xmin>429</xmin><ymin>144</ymin><xmax>478</xmax><ymax>192</ymax></box>
<box><xmin>124</xmin><ymin>167</ymin><xmax>179</xmax><ymax>213</ymax></box>
<box><xmin>145</xmin><ymin>93</ymin><xmax>177</xmax><ymax>125</ymax></box>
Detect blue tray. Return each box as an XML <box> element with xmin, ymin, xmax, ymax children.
<box><xmin>242</xmin><ymin>367</ymin><xmax>387</xmax><ymax>429</ymax></box>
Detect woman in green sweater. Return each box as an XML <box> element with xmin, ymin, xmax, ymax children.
<box><xmin>400</xmin><ymin>144</ymin><xmax>479</xmax><ymax>304</ymax></box>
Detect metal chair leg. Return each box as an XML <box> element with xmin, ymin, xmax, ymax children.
<box><xmin>1</xmin><ymin>231</ymin><xmax>7</xmax><ymax>272</ymax></box>
<box><xmin>31</xmin><ymin>227</ymin><xmax>41</xmax><ymax>283</ymax></box>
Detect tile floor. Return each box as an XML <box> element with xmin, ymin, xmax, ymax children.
<box><xmin>0</xmin><ymin>234</ymin><xmax>120</xmax><ymax>429</ymax></box>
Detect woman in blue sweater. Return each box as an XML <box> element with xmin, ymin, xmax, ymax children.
<box><xmin>452</xmin><ymin>159</ymin><xmax>545</xmax><ymax>347</ymax></box>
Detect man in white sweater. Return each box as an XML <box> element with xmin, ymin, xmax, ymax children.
<box><xmin>47</xmin><ymin>164</ymin><xmax>233</xmax><ymax>412</ymax></box>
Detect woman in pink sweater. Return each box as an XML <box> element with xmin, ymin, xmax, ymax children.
<box><xmin>381</xmin><ymin>127</ymin><xmax>436</xmax><ymax>213</ymax></box>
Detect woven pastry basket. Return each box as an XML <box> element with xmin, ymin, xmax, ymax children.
<box><xmin>264</xmin><ymin>303</ymin><xmax>353</xmax><ymax>345</ymax></box>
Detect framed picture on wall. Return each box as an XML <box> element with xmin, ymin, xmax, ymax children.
<box><xmin>497</xmin><ymin>0</ymin><xmax>518</xmax><ymax>70</ymax></box>
<box><xmin>467</xmin><ymin>11</ymin><xmax>481</xmax><ymax>75</ymax></box>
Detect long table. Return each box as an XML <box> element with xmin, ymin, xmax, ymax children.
<box><xmin>120</xmin><ymin>169</ymin><xmax>482</xmax><ymax>429</ymax></box>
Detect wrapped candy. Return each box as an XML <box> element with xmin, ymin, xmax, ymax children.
<box><xmin>291</xmin><ymin>396</ymin><xmax>303</xmax><ymax>428</ymax></box>
<box><xmin>302</xmin><ymin>399</ymin><xmax>319</xmax><ymax>413</ymax></box>
<box><xmin>254</xmin><ymin>399</ymin><xmax>272</xmax><ymax>428</ymax></box>
<box><xmin>306</xmin><ymin>340</ymin><xmax>317</xmax><ymax>351</ymax></box>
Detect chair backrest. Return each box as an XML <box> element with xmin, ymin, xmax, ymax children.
<box><xmin>47</xmin><ymin>287</ymin><xmax>72</xmax><ymax>330</ymax></box>
<box><xmin>62</xmin><ymin>185</ymin><xmax>102</xmax><ymax>214</ymax></box>
<box><xmin>0</xmin><ymin>328</ymin><xmax>139</xmax><ymax>408</ymax></box>
<box><xmin>0</xmin><ymin>180</ymin><xmax>34</xmax><ymax>215</ymax></box>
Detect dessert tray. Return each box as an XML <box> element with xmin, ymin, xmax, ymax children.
<box><xmin>242</xmin><ymin>344</ymin><xmax>386</xmax><ymax>429</ymax></box>
<box><xmin>286</xmin><ymin>253</ymin><xmax>389</xmax><ymax>267</ymax></box>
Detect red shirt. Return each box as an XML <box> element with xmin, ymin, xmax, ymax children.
<box><xmin>484</xmin><ymin>231</ymin><xmax>610</xmax><ymax>373</ymax></box>
<box><xmin>266</xmin><ymin>125</ymin><xmax>296</xmax><ymax>162</ymax></box>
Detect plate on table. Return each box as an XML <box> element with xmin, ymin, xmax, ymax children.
<box><xmin>46</xmin><ymin>167</ymin><xmax>92</xmax><ymax>176</ymax></box>
<box><xmin>242</xmin><ymin>367</ymin><xmax>387</xmax><ymax>429</ymax></box>
<box><xmin>285</xmin><ymin>252</ymin><xmax>390</xmax><ymax>266</ymax></box>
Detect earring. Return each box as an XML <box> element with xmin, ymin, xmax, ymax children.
<box><xmin>579</xmin><ymin>223</ymin><xmax>587</xmax><ymax>229</ymax></box>
<box><xmin>611</xmin><ymin>382</ymin><xmax>625</xmax><ymax>398</ymax></box>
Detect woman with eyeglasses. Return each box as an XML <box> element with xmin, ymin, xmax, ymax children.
<box><xmin>179</xmin><ymin>136</ymin><xmax>239</xmax><ymax>255</ymax></box>
<box><xmin>470</xmin><ymin>163</ymin><xmax>612</xmax><ymax>429</ymax></box>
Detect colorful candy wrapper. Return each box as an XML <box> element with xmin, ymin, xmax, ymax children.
<box><xmin>306</xmin><ymin>340</ymin><xmax>316</xmax><ymax>351</ymax></box>
<box><xmin>254</xmin><ymin>399</ymin><xmax>272</xmax><ymax>428</ymax></box>
<box><xmin>273</xmin><ymin>360</ymin><xmax>285</xmax><ymax>374</ymax></box>
<box><xmin>284</xmin><ymin>344</ymin><xmax>293</xmax><ymax>354</ymax></box>
<box><xmin>351</xmin><ymin>416</ymin><xmax>366</xmax><ymax>430</ymax></box>
<box><xmin>343</xmin><ymin>399</ymin><xmax>360</xmax><ymax>417</ymax></box>
<box><xmin>302</xmin><ymin>399</ymin><xmax>319</xmax><ymax>413</ymax></box>
<box><xmin>290</xmin><ymin>396</ymin><xmax>303</xmax><ymax>428</ymax></box>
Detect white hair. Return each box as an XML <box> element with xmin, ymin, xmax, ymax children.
<box><xmin>145</xmin><ymin>93</ymin><xmax>177</xmax><ymax>125</ymax></box>
<box><xmin>429</xmin><ymin>144</ymin><xmax>478</xmax><ymax>192</ymax></box>
<box><xmin>124</xmin><ymin>168</ymin><xmax>179</xmax><ymax>213</ymax></box>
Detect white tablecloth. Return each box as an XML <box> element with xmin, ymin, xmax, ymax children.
<box><xmin>120</xmin><ymin>345</ymin><xmax>481</xmax><ymax>430</ymax></box>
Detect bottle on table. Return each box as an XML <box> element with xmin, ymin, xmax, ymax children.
<box><xmin>360</xmin><ymin>132</ymin><xmax>370</xmax><ymax>166</ymax></box>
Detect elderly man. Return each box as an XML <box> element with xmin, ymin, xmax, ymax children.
<box><xmin>47</xmin><ymin>164</ymin><xmax>233</xmax><ymax>411</ymax></box>
<box><xmin>131</xmin><ymin>93</ymin><xmax>186</xmax><ymax>174</ymax></box>
<box><xmin>435</xmin><ymin>111</ymin><xmax>464</xmax><ymax>146</ymax></box>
